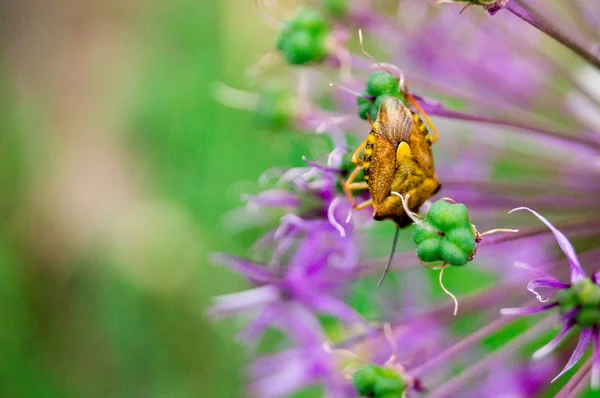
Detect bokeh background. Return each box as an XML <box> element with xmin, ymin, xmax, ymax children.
<box><xmin>4</xmin><ymin>1</ymin><xmax>598</xmax><ymax>397</ymax></box>
<box><xmin>0</xmin><ymin>1</ymin><xmax>305</xmax><ymax>396</ymax></box>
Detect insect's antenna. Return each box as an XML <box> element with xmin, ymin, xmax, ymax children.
<box><xmin>405</xmin><ymin>92</ymin><xmax>440</xmax><ymax>143</ymax></box>
<box><xmin>377</xmin><ymin>226</ymin><xmax>400</xmax><ymax>287</ymax></box>
<box><xmin>329</xmin><ymin>83</ymin><xmax>373</xmax><ymax>100</ymax></box>
<box><xmin>358</xmin><ymin>29</ymin><xmax>404</xmax><ymax>80</ymax></box>
<box><xmin>479</xmin><ymin>228</ymin><xmax>519</xmax><ymax>237</ymax></box>
<box><xmin>438</xmin><ymin>264</ymin><xmax>459</xmax><ymax>316</ymax></box>
<box><xmin>255</xmin><ymin>0</ymin><xmax>284</xmax><ymax>29</ymax></box>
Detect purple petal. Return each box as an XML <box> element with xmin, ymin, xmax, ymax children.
<box><xmin>532</xmin><ymin>323</ymin><xmax>573</xmax><ymax>360</ymax></box>
<box><xmin>209</xmin><ymin>285</ymin><xmax>279</xmax><ymax>318</ymax></box>
<box><xmin>249</xmin><ymin>357</ymin><xmax>311</xmax><ymax>398</ymax></box>
<box><xmin>551</xmin><ymin>329</ymin><xmax>591</xmax><ymax>382</ymax></box>
<box><xmin>237</xmin><ymin>303</ymin><xmax>282</xmax><ymax>343</ymax></box>
<box><xmin>509</xmin><ymin>207</ymin><xmax>586</xmax><ymax>283</ymax></box>
<box><xmin>328</xmin><ymin>197</ymin><xmax>347</xmax><ymax>238</ymax></box>
<box><xmin>500</xmin><ymin>302</ymin><xmax>558</xmax><ymax>316</ymax></box>
<box><xmin>593</xmin><ymin>328</ymin><xmax>600</xmax><ymax>390</ymax></box>
<box><xmin>211</xmin><ymin>253</ymin><xmax>275</xmax><ymax>284</ymax></box>
<box><xmin>303</xmin><ymin>293</ymin><xmax>367</xmax><ymax>327</ymax></box>
<box><xmin>302</xmin><ymin>156</ymin><xmax>342</xmax><ymax>174</ymax></box>
<box><xmin>246</xmin><ymin>189</ymin><xmax>301</xmax><ymax>209</ymax></box>
<box><xmin>279</xmin><ymin>302</ymin><xmax>327</xmax><ymax>347</ymax></box>
<box><xmin>527</xmin><ymin>278</ymin><xmax>570</xmax><ymax>302</ymax></box>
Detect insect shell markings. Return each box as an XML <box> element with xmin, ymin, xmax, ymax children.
<box><xmin>362</xmin><ymin>96</ymin><xmax>441</xmax><ymax>227</ymax></box>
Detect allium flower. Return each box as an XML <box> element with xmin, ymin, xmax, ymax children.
<box><xmin>501</xmin><ymin>207</ymin><xmax>600</xmax><ymax>389</ymax></box>
<box><xmin>212</xmin><ymin>0</ymin><xmax>600</xmax><ymax>396</ymax></box>
<box><xmin>210</xmin><ymin>234</ymin><xmax>367</xmax><ymax>344</ymax></box>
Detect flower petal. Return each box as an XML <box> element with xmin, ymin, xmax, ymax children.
<box><xmin>551</xmin><ymin>329</ymin><xmax>591</xmax><ymax>382</ymax></box>
<box><xmin>237</xmin><ymin>303</ymin><xmax>283</xmax><ymax>343</ymax></box>
<box><xmin>328</xmin><ymin>197</ymin><xmax>347</xmax><ymax>238</ymax></box>
<box><xmin>305</xmin><ymin>293</ymin><xmax>367</xmax><ymax>327</ymax></box>
<box><xmin>211</xmin><ymin>253</ymin><xmax>275</xmax><ymax>284</ymax></box>
<box><xmin>532</xmin><ymin>323</ymin><xmax>573</xmax><ymax>360</ymax></box>
<box><xmin>592</xmin><ymin>328</ymin><xmax>600</xmax><ymax>390</ymax></box>
<box><xmin>527</xmin><ymin>278</ymin><xmax>570</xmax><ymax>302</ymax></box>
<box><xmin>209</xmin><ymin>285</ymin><xmax>280</xmax><ymax>318</ymax></box>
<box><xmin>509</xmin><ymin>207</ymin><xmax>586</xmax><ymax>282</ymax></box>
<box><xmin>500</xmin><ymin>302</ymin><xmax>558</xmax><ymax>316</ymax></box>
<box><xmin>246</xmin><ymin>189</ymin><xmax>301</xmax><ymax>209</ymax></box>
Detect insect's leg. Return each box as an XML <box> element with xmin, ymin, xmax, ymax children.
<box><xmin>342</xmin><ymin>138</ymin><xmax>369</xmax><ymax>208</ymax></box>
<box><xmin>406</xmin><ymin>92</ymin><xmax>439</xmax><ymax>144</ymax></box>
<box><xmin>351</xmin><ymin>138</ymin><xmax>368</xmax><ymax>165</ymax></box>
<box><xmin>353</xmin><ymin>198</ymin><xmax>373</xmax><ymax>211</ymax></box>
<box><xmin>342</xmin><ymin>166</ymin><xmax>365</xmax><ymax>208</ymax></box>
<box><xmin>346</xmin><ymin>182</ymin><xmax>368</xmax><ymax>191</ymax></box>
<box><xmin>403</xmin><ymin>177</ymin><xmax>441</xmax><ymax>210</ymax></box>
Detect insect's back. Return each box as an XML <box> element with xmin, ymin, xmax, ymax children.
<box><xmin>408</xmin><ymin>111</ymin><xmax>436</xmax><ymax>178</ymax></box>
<box><xmin>363</xmin><ymin>97</ymin><xmax>414</xmax><ymax>206</ymax></box>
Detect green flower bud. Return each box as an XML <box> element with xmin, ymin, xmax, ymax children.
<box><xmin>357</xmin><ymin>95</ymin><xmax>373</xmax><ymax>120</ymax></box>
<box><xmin>440</xmin><ymin>239</ymin><xmax>470</xmax><ymax>266</ymax></box>
<box><xmin>415</xmin><ymin>236</ymin><xmax>442</xmax><ymax>263</ymax></box>
<box><xmin>283</xmin><ymin>31</ymin><xmax>328</xmax><ymax>65</ymax></box>
<box><xmin>412</xmin><ymin>223</ymin><xmax>440</xmax><ymax>244</ymax></box>
<box><xmin>556</xmin><ymin>288</ymin><xmax>577</xmax><ymax>310</ymax></box>
<box><xmin>446</xmin><ymin>227</ymin><xmax>477</xmax><ymax>255</ymax></box>
<box><xmin>572</xmin><ymin>279</ymin><xmax>600</xmax><ymax>307</ymax></box>
<box><xmin>576</xmin><ymin>307</ymin><xmax>600</xmax><ymax>328</ymax></box>
<box><xmin>412</xmin><ymin>199</ymin><xmax>477</xmax><ymax>267</ymax></box>
<box><xmin>366</xmin><ymin>72</ymin><xmax>400</xmax><ymax>98</ymax></box>
<box><xmin>352</xmin><ymin>364</ymin><xmax>378</xmax><ymax>396</ymax></box>
<box><xmin>352</xmin><ymin>364</ymin><xmax>405</xmax><ymax>397</ymax></box>
<box><xmin>557</xmin><ymin>280</ymin><xmax>600</xmax><ymax>327</ymax></box>
<box><xmin>427</xmin><ymin>200</ymin><xmax>471</xmax><ymax>231</ymax></box>
<box><xmin>290</xmin><ymin>8</ymin><xmax>328</xmax><ymax>35</ymax></box>
<box><xmin>372</xmin><ymin>368</ymin><xmax>406</xmax><ymax>396</ymax></box>
<box><xmin>277</xmin><ymin>9</ymin><xmax>330</xmax><ymax>65</ymax></box>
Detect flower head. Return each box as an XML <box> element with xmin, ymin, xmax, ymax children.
<box><xmin>501</xmin><ymin>207</ymin><xmax>600</xmax><ymax>388</ymax></box>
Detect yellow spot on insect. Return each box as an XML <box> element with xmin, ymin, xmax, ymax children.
<box><xmin>396</xmin><ymin>141</ymin><xmax>412</xmax><ymax>158</ymax></box>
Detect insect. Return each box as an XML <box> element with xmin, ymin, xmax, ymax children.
<box><xmin>342</xmin><ymin>96</ymin><xmax>441</xmax><ymax>286</ymax></box>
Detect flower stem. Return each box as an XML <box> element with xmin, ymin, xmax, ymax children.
<box><xmin>424</xmin><ymin>106</ymin><xmax>600</xmax><ymax>151</ymax></box>
<box><xmin>334</xmin><ymin>285</ymin><xmax>526</xmax><ymax>350</ymax></box>
<box><xmin>410</xmin><ymin>316</ymin><xmax>516</xmax><ymax>377</ymax></box>
<box><xmin>504</xmin><ymin>0</ymin><xmax>600</xmax><ymax>71</ymax></box>
<box><xmin>479</xmin><ymin>218</ymin><xmax>600</xmax><ymax>247</ymax></box>
<box><xmin>427</xmin><ymin>315</ymin><xmax>555</xmax><ymax>397</ymax></box>
<box><xmin>555</xmin><ymin>356</ymin><xmax>593</xmax><ymax>398</ymax></box>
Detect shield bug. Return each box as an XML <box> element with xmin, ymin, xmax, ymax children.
<box><xmin>343</xmin><ymin>96</ymin><xmax>441</xmax><ymax>286</ymax></box>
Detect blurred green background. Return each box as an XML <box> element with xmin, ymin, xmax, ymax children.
<box><xmin>0</xmin><ymin>1</ymin><xmax>300</xmax><ymax>396</ymax></box>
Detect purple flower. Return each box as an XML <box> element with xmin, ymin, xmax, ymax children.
<box><xmin>210</xmin><ymin>232</ymin><xmax>367</xmax><ymax>344</ymax></box>
<box><xmin>500</xmin><ymin>207</ymin><xmax>600</xmax><ymax>388</ymax></box>
<box><xmin>246</xmin><ymin>302</ymin><xmax>351</xmax><ymax>398</ymax></box>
